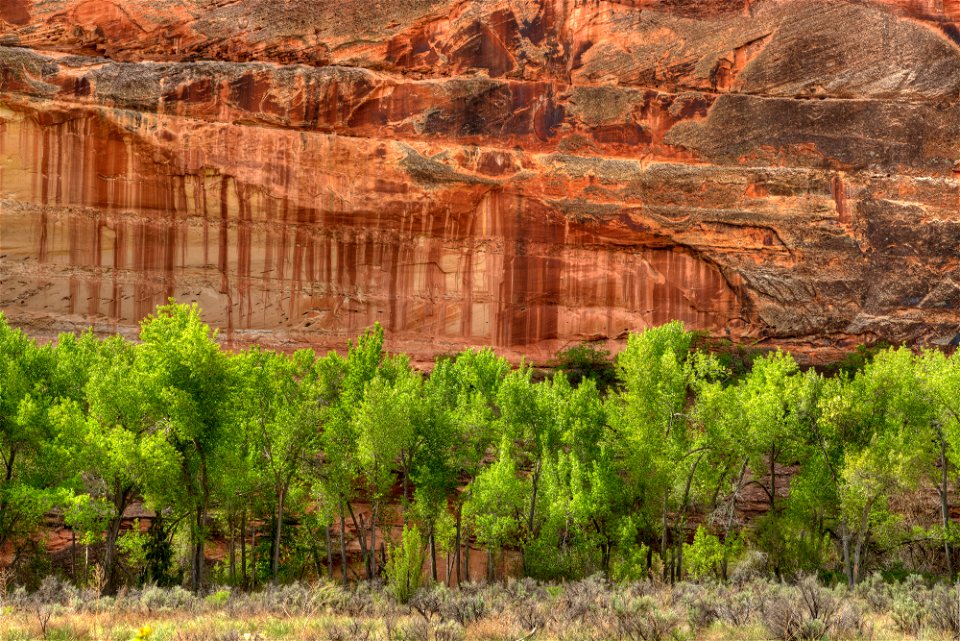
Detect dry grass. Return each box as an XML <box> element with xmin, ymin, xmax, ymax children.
<box><xmin>1</xmin><ymin>577</ymin><xmax>959</xmax><ymax>641</ymax></box>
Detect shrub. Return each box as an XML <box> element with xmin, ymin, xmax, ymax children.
<box><xmin>834</xmin><ymin>601</ymin><xmax>871</xmax><ymax>640</ymax></box>
<box><xmin>137</xmin><ymin>584</ymin><xmax>196</xmax><ymax>613</ymax></box>
<box><xmin>765</xmin><ymin>596</ymin><xmax>817</xmax><ymax>641</ymax></box>
<box><xmin>890</xmin><ymin>592</ymin><xmax>925</xmax><ymax>636</ymax></box>
<box><xmin>410</xmin><ymin>585</ymin><xmax>445</xmax><ymax>621</ymax></box>
<box><xmin>385</xmin><ymin>526</ymin><xmax>426</xmax><ymax>605</ymax></box>
<box><xmin>524</xmin><ymin>539</ymin><xmax>598</xmax><ymax>582</ymax></box>
<box><xmin>434</xmin><ymin>620</ymin><xmax>466</xmax><ymax>641</ymax></box>
<box><xmin>393</xmin><ymin>617</ymin><xmax>429</xmax><ymax>641</ymax></box>
<box><xmin>323</xmin><ymin>621</ymin><xmax>351</xmax><ymax>641</ymax></box>
<box><xmin>340</xmin><ymin>581</ymin><xmax>378</xmax><ymax>618</ymax></box>
<box><xmin>117</xmin><ymin>522</ymin><xmax>150</xmax><ymax>581</ymax></box>
<box><xmin>346</xmin><ymin>620</ymin><xmax>374</xmax><ymax>641</ymax></box>
<box><xmin>505</xmin><ymin>577</ymin><xmax>547</xmax><ymax>602</ymax></box>
<box><xmin>228</xmin><ymin>581</ymin><xmax>347</xmax><ymax>617</ymax></box>
<box><xmin>890</xmin><ymin>578</ymin><xmax>928</xmax><ymax>636</ymax></box>
<box><xmin>683</xmin><ymin>527</ymin><xmax>731</xmax><ymax>581</ymax></box>
<box><xmin>553</xmin><ymin>342</ymin><xmax>616</xmax><ymax>391</ymax></box>
<box><xmin>730</xmin><ymin>550</ymin><xmax>768</xmax><ymax>584</ymax></box>
<box><xmin>762</xmin><ymin>578</ymin><xmax>840</xmax><ymax>641</ymax></box>
<box><xmin>926</xmin><ymin>584</ymin><xmax>960</xmax><ymax>638</ymax></box>
<box><xmin>854</xmin><ymin>572</ymin><xmax>891</xmax><ymax>613</ymax></box>
<box><xmin>324</xmin><ymin>619</ymin><xmax>373</xmax><ymax>641</ymax></box>
<box><xmin>512</xmin><ymin>597</ymin><xmax>546</xmax><ymax>633</ymax></box>
<box><xmin>204</xmin><ymin>588</ymin><xmax>230</xmax><ymax>608</ymax></box>
<box><xmin>797</xmin><ymin>577</ymin><xmax>840</xmax><ymax>627</ymax></box>
<box><xmin>612</xmin><ymin>539</ymin><xmax>650</xmax><ymax>583</ymax></box>
<box><xmin>678</xmin><ymin>583</ymin><xmax>753</xmax><ymax>631</ymax></box>
<box><xmin>610</xmin><ymin>596</ymin><xmax>681</xmax><ymax>641</ymax></box>
<box><xmin>441</xmin><ymin>588</ymin><xmax>487</xmax><ymax>625</ymax></box>
<box><xmin>552</xmin><ymin>575</ymin><xmax>607</xmax><ymax>626</ymax></box>
<box><xmin>33</xmin><ymin>576</ymin><xmax>77</xmax><ymax>606</ymax></box>
<box><xmin>683</xmin><ymin>589</ymin><xmax>721</xmax><ymax>631</ymax></box>
<box><xmin>717</xmin><ymin>585</ymin><xmax>759</xmax><ymax>627</ymax></box>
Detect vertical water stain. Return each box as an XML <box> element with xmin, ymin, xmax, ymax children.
<box><xmin>0</xmin><ymin>104</ymin><xmax>746</xmax><ymax>357</ymax></box>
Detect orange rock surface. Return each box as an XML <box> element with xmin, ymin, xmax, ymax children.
<box><xmin>3</xmin><ymin>0</ymin><xmax>960</xmax><ymax>362</ymax></box>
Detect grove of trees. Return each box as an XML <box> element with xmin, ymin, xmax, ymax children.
<box><xmin>3</xmin><ymin>302</ymin><xmax>960</xmax><ymax>592</ymax></box>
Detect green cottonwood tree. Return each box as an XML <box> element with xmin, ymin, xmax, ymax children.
<box><xmin>136</xmin><ymin>302</ymin><xmax>230</xmax><ymax>592</ymax></box>
<box><xmin>463</xmin><ymin>436</ymin><xmax>527</xmax><ymax>578</ymax></box>
<box><xmin>408</xmin><ymin>357</ymin><xmax>461</xmax><ymax>582</ymax></box>
<box><xmin>355</xmin><ymin>355</ymin><xmax>423</xmax><ymax>578</ymax></box>
<box><xmin>448</xmin><ymin>348</ymin><xmax>509</xmax><ymax>583</ymax></box>
<box><xmin>917</xmin><ymin>349</ymin><xmax>960</xmax><ymax>578</ymax></box>
<box><xmin>817</xmin><ymin>348</ymin><xmax>927</xmax><ymax>585</ymax></box>
<box><xmin>317</xmin><ymin>325</ymin><xmax>384</xmax><ymax>581</ymax></box>
<box><xmin>496</xmin><ymin>365</ymin><xmax>561</xmax><ymax>559</ymax></box>
<box><xmin>612</xmin><ymin>321</ymin><xmax>699</xmax><ymax>581</ymax></box>
<box><xmin>729</xmin><ymin>351</ymin><xmax>810</xmax><ymax>575</ymax></box>
<box><xmin>233</xmin><ymin>347</ymin><xmax>324</xmax><ymax>583</ymax></box>
<box><xmin>55</xmin><ymin>335</ymin><xmax>157</xmax><ymax>591</ymax></box>
<box><xmin>0</xmin><ymin>315</ymin><xmax>67</xmax><ymax>558</ymax></box>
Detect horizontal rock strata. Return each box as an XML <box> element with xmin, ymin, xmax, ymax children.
<box><xmin>3</xmin><ymin>0</ymin><xmax>960</xmax><ymax>362</ymax></box>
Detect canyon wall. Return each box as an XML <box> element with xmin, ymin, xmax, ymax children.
<box><xmin>3</xmin><ymin>0</ymin><xmax>960</xmax><ymax>362</ymax></box>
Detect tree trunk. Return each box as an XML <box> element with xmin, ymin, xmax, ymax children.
<box><xmin>103</xmin><ymin>487</ymin><xmax>131</xmax><ymax>593</ymax></box>
<box><xmin>666</xmin><ymin>546</ymin><xmax>674</xmax><ymax>585</ymax></box>
<box><xmin>240</xmin><ymin>509</ymin><xmax>247</xmax><ymax>589</ymax></box>
<box><xmin>601</xmin><ymin>541</ymin><xmax>611</xmax><ymax>579</ymax></box>
<box><xmin>228</xmin><ymin>513</ymin><xmax>237</xmax><ymax>584</ymax></box>
<box><xmin>454</xmin><ymin>506</ymin><xmax>462</xmax><ymax>586</ymax></box>
<box><xmin>676</xmin><ymin>538</ymin><xmax>683</xmax><ymax>583</ymax></box>
<box><xmin>326</xmin><ymin>525</ymin><xmax>334</xmax><ymax>581</ymax></box>
<box><xmin>941</xmin><ymin>435</ymin><xmax>953</xmax><ymax>579</ymax></box>
<box><xmin>71</xmin><ymin>530</ymin><xmax>76</xmax><ymax>583</ymax></box>
<box><xmin>348</xmin><ymin>503</ymin><xmax>370</xmax><ymax>579</ymax></box>
<box><xmin>339</xmin><ymin>502</ymin><xmax>348</xmax><ymax>587</ymax></box>
<box><xmin>430</xmin><ymin>529</ymin><xmax>438</xmax><ymax>582</ymax></box>
<box><xmin>402</xmin><ymin>464</ymin><xmax>410</xmax><ymax>522</ymax></box>
<box><xmin>192</xmin><ymin>505</ymin><xmax>205</xmax><ymax>592</ymax></box>
<box><xmin>853</xmin><ymin>534</ymin><xmax>864</xmax><ymax>585</ymax></box>
<box><xmin>0</xmin><ymin>449</ymin><xmax>16</xmax><ymax>551</ymax></box>
<box><xmin>358</xmin><ymin>512</ymin><xmax>369</xmax><ymax>577</ymax></box>
<box><xmin>661</xmin><ymin>491</ymin><xmax>669</xmax><ymax>582</ymax></box>
<box><xmin>527</xmin><ymin>457</ymin><xmax>542</xmax><ymax>537</ymax></box>
<box><xmin>769</xmin><ymin>444</ymin><xmax>777</xmax><ymax>513</ymax></box>
<box><xmin>308</xmin><ymin>529</ymin><xmax>324</xmax><ymax>580</ymax></box>
<box><xmin>852</xmin><ymin>503</ymin><xmax>874</xmax><ymax>585</ymax></box>
<box><xmin>370</xmin><ymin>506</ymin><xmax>378</xmax><ymax>579</ymax></box>
<box><xmin>487</xmin><ymin>548</ymin><xmax>495</xmax><ymax>582</ymax></box>
<box><xmin>445</xmin><ymin>548</ymin><xmax>453</xmax><ymax>586</ymax></box>
<box><xmin>464</xmin><ymin>540</ymin><xmax>470</xmax><ymax>583</ymax></box>
<box><xmin>251</xmin><ymin>525</ymin><xmax>258</xmax><ymax>589</ymax></box>
<box><xmin>722</xmin><ymin>458</ymin><xmax>750</xmax><ymax>582</ymax></box>
<box><xmin>191</xmin><ymin>447</ymin><xmax>211</xmax><ymax>593</ymax></box>
<box><xmin>272</xmin><ymin>485</ymin><xmax>286</xmax><ymax>582</ymax></box>
<box><xmin>674</xmin><ymin>453</ymin><xmax>705</xmax><ymax>586</ymax></box>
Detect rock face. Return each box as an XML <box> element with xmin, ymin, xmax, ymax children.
<box><xmin>2</xmin><ymin>0</ymin><xmax>960</xmax><ymax>362</ymax></box>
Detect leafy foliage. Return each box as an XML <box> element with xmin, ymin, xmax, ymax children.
<box><xmin>385</xmin><ymin>525</ymin><xmax>426</xmax><ymax>604</ymax></box>
<box><xmin>4</xmin><ymin>303</ymin><xmax>960</xmax><ymax>591</ymax></box>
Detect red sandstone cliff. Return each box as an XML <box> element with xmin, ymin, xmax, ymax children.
<box><xmin>3</xmin><ymin>0</ymin><xmax>960</xmax><ymax>362</ymax></box>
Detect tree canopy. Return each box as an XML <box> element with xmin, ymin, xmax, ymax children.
<box><xmin>1</xmin><ymin>304</ymin><xmax>959</xmax><ymax>590</ymax></box>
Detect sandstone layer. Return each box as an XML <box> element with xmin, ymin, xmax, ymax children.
<box><xmin>3</xmin><ymin>0</ymin><xmax>960</xmax><ymax>362</ymax></box>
